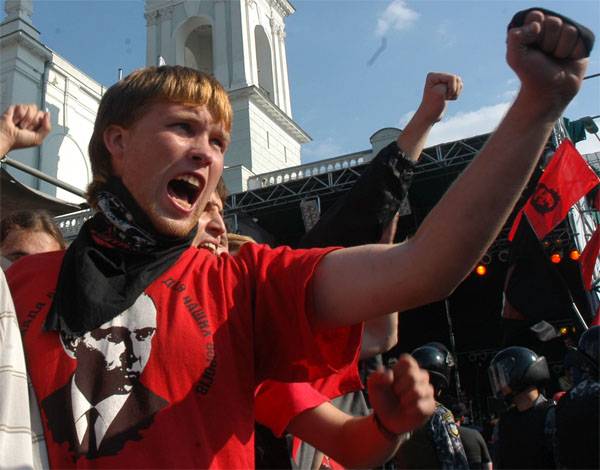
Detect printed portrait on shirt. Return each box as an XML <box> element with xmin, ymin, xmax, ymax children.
<box><xmin>41</xmin><ymin>293</ymin><xmax>168</xmax><ymax>460</ymax></box>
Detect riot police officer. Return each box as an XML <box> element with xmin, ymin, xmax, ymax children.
<box><xmin>555</xmin><ymin>326</ymin><xmax>599</xmax><ymax>469</ymax></box>
<box><xmin>488</xmin><ymin>346</ymin><xmax>556</xmax><ymax>469</ymax></box>
<box><xmin>393</xmin><ymin>342</ymin><xmax>469</xmax><ymax>469</ymax></box>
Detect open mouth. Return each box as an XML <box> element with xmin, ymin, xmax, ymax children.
<box><xmin>167</xmin><ymin>175</ymin><xmax>202</xmax><ymax>210</ymax></box>
<box><xmin>198</xmin><ymin>242</ymin><xmax>218</xmax><ymax>254</ymax></box>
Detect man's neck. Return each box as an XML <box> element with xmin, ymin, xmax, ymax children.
<box><xmin>513</xmin><ymin>387</ymin><xmax>540</xmax><ymax>411</ymax></box>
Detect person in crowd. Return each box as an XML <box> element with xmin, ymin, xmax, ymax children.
<box><xmin>393</xmin><ymin>342</ymin><xmax>469</xmax><ymax>468</ymax></box>
<box><xmin>192</xmin><ymin>177</ymin><xmax>228</xmax><ymax>255</ymax></box>
<box><xmin>3</xmin><ymin>8</ymin><xmax>593</xmax><ymax>467</ymax></box>
<box><xmin>555</xmin><ymin>326</ymin><xmax>599</xmax><ymax>469</ymax></box>
<box><xmin>451</xmin><ymin>401</ymin><xmax>493</xmax><ymax>470</ymax></box>
<box><xmin>488</xmin><ymin>346</ymin><xmax>556</xmax><ymax>469</ymax></box>
<box><xmin>0</xmin><ymin>269</ymin><xmax>47</xmax><ymax>469</ymax></box>
<box><xmin>0</xmin><ymin>210</ymin><xmax>66</xmax><ymax>265</ymax></box>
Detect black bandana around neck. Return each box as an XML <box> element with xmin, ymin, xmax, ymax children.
<box><xmin>45</xmin><ymin>177</ymin><xmax>197</xmax><ymax>337</ymax></box>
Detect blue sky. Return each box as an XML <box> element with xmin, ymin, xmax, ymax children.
<box><xmin>11</xmin><ymin>0</ymin><xmax>600</xmax><ymax>164</ymax></box>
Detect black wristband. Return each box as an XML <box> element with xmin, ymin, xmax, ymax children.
<box><xmin>507</xmin><ymin>7</ymin><xmax>595</xmax><ymax>57</ymax></box>
<box><xmin>372</xmin><ymin>412</ymin><xmax>402</xmax><ymax>442</ymax></box>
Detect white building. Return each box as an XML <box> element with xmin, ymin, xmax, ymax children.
<box><xmin>0</xmin><ymin>0</ymin><xmax>312</xmax><ymax>198</ymax></box>
<box><xmin>0</xmin><ymin>0</ymin><xmax>102</xmax><ymax>204</ymax></box>
<box><xmin>145</xmin><ymin>0</ymin><xmax>311</xmax><ymax>192</ymax></box>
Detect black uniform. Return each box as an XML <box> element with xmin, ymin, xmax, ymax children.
<box><xmin>496</xmin><ymin>395</ymin><xmax>556</xmax><ymax>469</ymax></box>
<box><xmin>555</xmin><ymin>378</ymin><xmax>600</xmax><ymax>469</ymax></box>
<box><xmin>394</xmin><ymin>403</ymin><xmax>469</xmax><ymax>469</ymax></box>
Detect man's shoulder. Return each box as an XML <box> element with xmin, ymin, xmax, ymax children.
<box><xmin>459</xmin><ymin>426</ymin><xmax>484</xmax><ymax>441</ymax></box>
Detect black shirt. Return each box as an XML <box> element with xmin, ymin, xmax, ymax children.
<box><xmin>459</xmin><ymin>426</ymin><xmax>491</xmax><ymax>469</ymax></box>
<box><xmin>496</xmin><ymin>396</ymin><xmax>556</xmax><ymax>469</ymax></box>
<box><xmin>556</xmin><ymin>379</ymin><xmax>600</xmax><ymax>469</ymax></box>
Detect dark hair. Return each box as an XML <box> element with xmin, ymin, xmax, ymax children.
<box><xmin>0</xmin><ymin>210</ymin><xmax>66</xmax><ymax>249</ymax></box>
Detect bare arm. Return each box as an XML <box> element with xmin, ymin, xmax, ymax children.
<box><xmin>312</xmin><ymin>11</ymin><xmax>589</xmax><ymax>327</ymax></box>
<box><xmin>0</xmin><ymin>104</ymin><xmax>51</xmax><ymax>156</ymax></box>
<box><xmin>287</xmin><ymin>356</ymin><xmax>433</xmax><ymax>469</ymax></box>
<box><xmin>398</xmin><ymin>72</ymin><xmax>462</xmax><ymax>161</ymax></box>
<box><xmin>360</xmin><ymin>213</ymin><xmax>400</xmax><ymax>358</ymax></box>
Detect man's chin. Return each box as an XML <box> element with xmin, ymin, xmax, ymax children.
<box><xmin>148</xmin><ymin>211</ymin><xmax>198</xmax><ymax>239</ymax></box>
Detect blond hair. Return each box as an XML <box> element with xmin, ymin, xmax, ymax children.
<box><xmin>87</xmin><ymin>65</ymin><xmax>232</xmax><ymax>207</ymax></box>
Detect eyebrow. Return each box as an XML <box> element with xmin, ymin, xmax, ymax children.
<box><xmin>5</xmin><ymin>250</ymin><xmax>28</xmax><ymax>260</ymax></box>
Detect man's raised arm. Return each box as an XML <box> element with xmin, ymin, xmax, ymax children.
<box><xmin>312</xmin><ymin>10</ymin><xmax>590</xmax><ymax>327</ymax></box>
<box><xmin>398</xmin><ymin>72</ymin><xmax>462</xmax><ymax>162</ymax></box>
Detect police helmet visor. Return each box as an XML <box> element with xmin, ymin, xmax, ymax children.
<box><xmin>488</xmin><ymin>356</ymin><xmax>515</xmax><ymax>398</ymax></box>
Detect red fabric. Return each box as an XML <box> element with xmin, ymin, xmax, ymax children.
<box><xmin>524</xmin><ymin>139</ymin><xmax>599</xmax><ymax>240</ymax></box>
<box><xmin>580</xmin><ymin>226</ymin><xmax>600</xmax><ymax>290</ymax></box>
<box><xmin>508</xmin><ymin>209</ymin><xmax>524</xmax><ymax>242</ymax></box>
<box><xmin>553</xmin><ymin>391</ymin><xmax>566</xmax><ymax>402</ymax></box>
<box><xmin>7</xmin><ymin>244</ymin><xmax>361</xmax><ymax>469</ymax></box>
<box><xmin>592</xmin><ymin>303</ymin><xmax>600</xmax><ymax>326</ymax></box>
<box><xmin>256</xmin><ymin>382</ymin><xmax>331</xmax><ymax>438</ymax></box>
<box><xmin>255</xmin><ymin>351</ymin><xmax>362</xmax><ymax>437</ymax></box>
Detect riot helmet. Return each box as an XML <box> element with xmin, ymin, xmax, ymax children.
<box><xmin>488</xmin><ymin>346</ymin><xmax>549</xmax><ymax>402</ymax></box>
<box><xmin>411</xmin><ymin>342</ymin><xmax>454</xmax><ymax>392</ymax></box>
<box><xmin>578</xmin><ymin>326</ymin><xmax>599</xmax><ymax>366</ymax></box>
<box><xmin>574</xmin><ymin>326</ymin><xmax>600</xmax><ymax>381</ymax></box>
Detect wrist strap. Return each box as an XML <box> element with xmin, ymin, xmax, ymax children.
<box><xmin>373</xmin><ymin>412</ymin><xmax>402</xmax><ymax>442</ymax></box>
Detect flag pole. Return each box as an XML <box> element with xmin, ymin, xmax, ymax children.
<box><xmin>444</xmin><ymin>299</ymin><xmax>462</xmax><ymax>398</ymax></box>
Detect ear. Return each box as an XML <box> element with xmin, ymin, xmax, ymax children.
<box><xmin>103</xmin><ymin>124</ymin><xmax>128</xmax><ymax>177</ymax></box>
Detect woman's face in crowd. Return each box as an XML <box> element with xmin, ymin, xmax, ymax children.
<box><xmin>193</xmin><ymin>191</ymin><xmax>228</xmax><ymax>255</ymax></box>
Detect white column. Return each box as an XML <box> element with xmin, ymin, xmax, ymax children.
<box><xmin>213</xmin><ymin>0</ymin><xmax>229</xmax><ymax>86</ymax></box>
<box><xmin>278</xmin><ymin>27</ymin><xmax>291</xmax><ymax>116</ymax></box>
<box><xmin>231</xmin><ymin>0</ymin><xmax>252</xmax><ymax>89</ymax></box>
<box><xmin>159</xmin><ymin>6</ymin><xmax>174</xmax><ymax>65</ymax></box>
<box><xmin>144</xmin><ymin>11</ymin><xmax>159</xmax><ymax>66</ymax></box>
<box><xmin>269</xmin><ymin>17</ymin><xmax>281</xmax><ymax>107</ymax></box>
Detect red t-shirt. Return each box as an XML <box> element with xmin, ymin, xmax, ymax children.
<box><xmin>255</xmin><ymin>354</ymin><xmax>363</xmax><ymax>437</ymax></box>
<box><xmin>7</xmin><ymin>243</ymin><xmax>360</xmax><ymax>468</ymax></box>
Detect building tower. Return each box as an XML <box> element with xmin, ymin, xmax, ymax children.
<box><xmin>0</xmin><ymin>0</ymin><xmax>102</xmax><ymax>203</ymax></box>
<box><xmin>145</xmin><ymin>0</ymin><xmax>310</xmax><ymax>193</ymax></box>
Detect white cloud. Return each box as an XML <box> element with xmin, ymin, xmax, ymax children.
<box><xmin>499</xmin><ymin>88</ymin><xmax>518</xmax><ymax>101</ymax></box>
<box><xmin>436</xmin><ymin>21</ymin><xmax>456</xmax><ymax>48</ymax></box>
<box><xmin>426</xmin><ymin>102</ymin><xmax>512</xmax><ymax>146</ymax></box>
<box><xmin>398</xmin><ymin>109</ymin><xmax>415</xmax><ymax>128</ymax></box>
<box><xmin>576</xmin><ymin>134</ymin><xmax>600</xmax><ymax>157</ymax></box>
<box><xmin>376</xmin><ymin>0</ymin><xmax>419</xmax><ymax>37</ymax></box>
<box><xmin>302</xmin><ymin>138</ymin><xmax>345</xmax><ymax>164</ymax></box>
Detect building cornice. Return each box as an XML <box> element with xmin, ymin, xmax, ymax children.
<box><xmin>270</xmin><ymin>0</ymin><xmax>294</xmax><ymax>17</ymax></box>
<box><xmin>0</xmin><ymin>29</ymin><xmax>51</xmax><ymax>61</ymax></box>
<box><xmin>229</xmin><ymin>85</ymin><xmax>310</xmax><ymax>144</ymax></box>
<box><xmin>145</xmin><ymin>0</ymin><xmax>184</xmax><ymax>15</ymax></box>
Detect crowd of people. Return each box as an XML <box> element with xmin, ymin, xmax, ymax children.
<box><xmin>0</xmin><ymin>7</ymin><xmax>598</xmax><ymax>469</ymax></box>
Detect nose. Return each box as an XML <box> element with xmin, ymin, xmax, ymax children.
<box><xmin>119</xmin><ymin>334</ymin><xmax>138</xmax><ymax>368</ymax></box>
<box><xmin>207</xmin><ymin>211</ymin><xmax>226</xmax><ymax>241</ymax></box>
<box><xmin>189</xmin><ymin>135</ymin><xmax>216</xmax><ymax>166</ymax></box>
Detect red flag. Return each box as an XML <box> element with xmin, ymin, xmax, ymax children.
<box><xmin>508</xmin><ymin>209</ymin><xmax>523</xmax><ymax>242</ymax></box>
<box><xmin>524</xmin><ymin>139</ymin><xmax>599</xmax><ymax>240</ymax></box>
<box><xmin>592</xmin><ymin>304</ymin><xmax>600</xmax><ymax>326</ymax></box>
<box><xmin>580</xmin><ymin>225</ymin><xmax>600</xmax><ymax>290</ymax></box>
